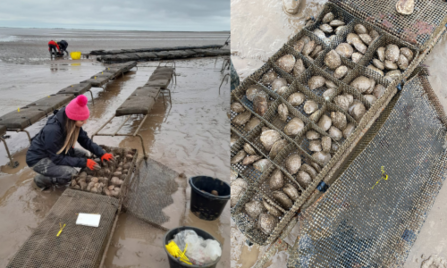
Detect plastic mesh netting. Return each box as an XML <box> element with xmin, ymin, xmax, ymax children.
<box><xmin>287</xmin><ymin>74</ymin><xmax>447</xmax><ymax>267</ymax></box>
<box><xmin>7</xmin><ymin>189</ymin><xmax>119</xmax><ymax>268</ymax></box>
<box><xmin>330</xmin><ymin>0</ymin><xmax>447</xmax><ymax>48</ymax></box>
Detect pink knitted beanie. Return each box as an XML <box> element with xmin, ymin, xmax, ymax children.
<box><xmin>65</xmin><ymin>95</ymin><xmax>90</xmax><ymax>121</ymax></box>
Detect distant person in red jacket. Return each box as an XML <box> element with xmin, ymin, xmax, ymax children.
<box><xmin>48</xmin><ymin>40</ymin><xmax>60</xmax><ymax>56</ymax></box>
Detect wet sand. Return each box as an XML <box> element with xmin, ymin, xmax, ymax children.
<box><xmin>231</xmin><ymin>0</ymin><xmax>447</xmax><ymax>267</ymax></box>
<box><xmin>0</xmin><ymin>50</ymin><xmax>230</xmax><ymax>267</ymax></box>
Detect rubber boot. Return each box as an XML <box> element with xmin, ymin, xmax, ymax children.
<box><xmin>34</xmin><ymin>174</ymin><xmax>53</xmax><ymax>190</ymax></box>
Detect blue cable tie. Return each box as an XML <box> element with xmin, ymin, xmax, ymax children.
<box><xmin>317</xmin><ymin>181</ymin><xmax>329</xmax><ymax>193</ymax></box>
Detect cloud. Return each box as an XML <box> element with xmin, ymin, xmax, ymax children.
<box><xmin>0</xmin><ymin>0</ymin><xmax>230</xmax><ymax>31</ymax></box>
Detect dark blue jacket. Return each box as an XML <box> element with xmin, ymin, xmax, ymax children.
<box><xmin>26</xmin><ymin>107</ymin><xmax>105</xmax><ymax>168</ymax></box>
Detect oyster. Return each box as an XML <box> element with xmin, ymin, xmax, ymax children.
<box><xmin>335</xmin><ymin>26</ymin><xmax>347</xmax><ymax>35</ymax></box>
<box><xmin>309</xmin><ymin>140</ymin><xmax>322</xmax><ymax>152</ymax></box>
<box><xmin>294</xmin><ymin>39</ymin><xmax>306</xmax><ymax>53</ymax></box>
<box><xmin>354</xmin><ymin>24</ymin><xmax>368</xmax><ymax>34</ymax></box>
<box><xmin>283</xmin><ymin>184</ymin><xmax>300</xmax><ymax>201</ymax></box>
<box><xmin>347</xmin><ymin>33</ymin><xmax>361</xmax><ymax>45</ymax></box>
<box><xmin>303</xmin><ymin>40</ymin><xmax>316</xmax><ymax>56</ymax></box>
<box><xmin>377</xmin><ymin>47</ymin><xmax>385</xmax><ymax>62</ymax></box>
<box><xmin>244</xmin><ymin>143</ymin><xmax>257</xmax><ymax>155</ymax></box>
<box><xmin>368</xmin><ymin>65</ymin><xmax>384</xmax><ymax>76</ymax></box>
<box><xmin>245</xmin><ymin>201</ymin><xmax>264</xmax><ymax>219</ymax></box>
<box><xmin>303</xmin><ymin>100</ymin><xmax>318</xmax><ymax>114</ymax></box>
<box><xmin>335</xmin><ymin>43</ymin><xmax>354</xmax><ymax>58</ymax></box>
<box><xmin>273</xmin><ymin>191</ymin><xmax>293</xmax><ymax>209</ymax></box>
<box><xmin>243</xmin><ymin>155</ymin><xmax>262</xmax><ymax>165</ymax></box>
<box><xmin>244</xmin><ymin>117</ymin><xmax>261</xmax><ymax>132</ymax></box>
<box><xmin>231</xmin><ymin>102</ymin><xmax>245</xmax><ymax>113</ymax></box>
<box><xmin>396</xmin><ymin>0</ymin><xmax>414</xmax><ymax>15</ymax></box>
<box><xmin>384</xmin><ymin>70</ymin><xmax>402</xmax><ymax>81</ymax></box>
<box><xmin>364</xmin><ymin>94</ymin><xmax>377</xmax><ymax>105</ymax></box>
<box><xmin>231</xmin><ymin>150</ymin><xmax>246</xmax><ymax>164</ymax></box>
<box><xmin>253</xmin><ymin>92</ymin><xmax>269</xmax><ymax>116</ymax></box>
<box><xmin>334</xmin><ymin>65</ymin><xmax>348</xmax><ymax>79</ymax></box>
<box><xmin>397</xmin><ymin>54</ymin><xmax>409</xmax><ymax>70</ymax></box>
<box><xmin>278</xmin><ymin>103</ymin><xmax>289</xmax><ymax>121</ymax></box>
<box><xmin>263</xmin><ymin>200</ymin><xmax>282</xmax><ymax>217</ymax></box>
<box><xmin>312</xmin><ymin>151</ymin><xmax>331</xmax><ymax>165</ymax></box>
<box><xmin>301</xmin><ymin>163</ymin><xmax>318</xmax><ymax>178</ymax></box>
<box><xmin>323</xmin><ymin>88</ymin><xmax>337</xmax><ymax>100</ymax></box>
<box><xmin>373</xmin><ymin>59</ymin><xmax>385</xmax><ymax>70</ymax></box>
<box><xmin>343</xmin><ymin>123</ymin><xmax>355</xmax><ymax>138</ymax></box>
<box><xmin>293</xmin><ymin>59</ymin><xmax>306</xmax><ymax>77</ymax></box>
<box><xmin>297</xmin><ymin>171</ymin><xmax>312</xmax><ymax>188</ymax></box>
<box><xmin>269</xmin><ymin>168</ymin><xmax>284</xmax><ymax>190</ymax></box>
<box><xmin>262</xmin><ymin>70</ymin><xmax>277</xmax><ymax>85</ymax></box>
<box><xmin>321</xmin><ymin>136</ymin><xmax>332</xmax><ymax>153</ymax></box>
<box><xmin>246</xmin><ymin>85</ymin><xmax>263</xmax><ymax>101</ymax></box>
<box><xmin>259</xmin><ymin>213</ymin><xmax>278</xmax><ymax>234</ymax></box>
<box><xmin>359</xmin><ymin>34</ymin><xmax>372</xmax><ymax>45</ymax></box>
<box><xmin>351</xmin><ymin>52</ymin><xmax>363</xmax><ymax>63</ymax></box>
<box><xmin>334</xmin><ymin>95</ymin><xmax>351</xmax><ymax>112</ymax></box>
<box><xmin>325</xmin><ymin>80</ymin><xmax>338</xmax><ymax>89</ymax></box>
<box><xmin>385</xmin><ymin>44</ymin><xmax>400</xmax><ymax>63</ymax></box>
<box><xmin>373</xmin><ymin>84</ymin><xmax>386</xmax><ymax>99</ymax></box>
<box><xmin>320</xmin><ymin>24</ymin><xmax>333</xmax><ymax>33</ymax></box>
<box><xmin>277</xmin><ymin>54</ymin><xmax>296</xmax><ymax>73</ymax></box>
<box><xmin>253</xmin><ymin>159</ymin><xmax>271</xmax><ymax>172</ymax></box>
<box><xmin>232</xmin><ymin>110</ymin><xmax>252</xmax><ymax>126</ymax></box>
<box><xmin>350</xmin><ymin>76</ymin><xmax>371</xmax><ymax>94</ymax></box>
<box><xmin>366</xmin><ymin>78</ymin><xmax>376</xmax><ymax>94</ymax></box>
<box><xmin>400</xmin><ymin>47</ymin><xmax>413</xmax><ymax>61</ymax></box>
<box><xmin>329</xmin><ymin>20</ymin><xmax>345</xmax><ymax>27</ymax></box>
<box><xmin>306</xmin><ymin>130</ymin><xmax>320</xmax><ymax>140</ymax></box>
<box><xmin>284</xmin><ymin>117</ymin><xmax>305</xmax><ymax>136</ymax></box>
<box><xmin>324</xmin><ymin>50</ymin><xmax>342</xmax><ymax>69</ymax></box>
<box><xmin>352</xmin><ymin>40</ymin><xmax>367</xmax><ymax>54</ymax></box>
<box><xmin>269</xmin><ymin>139</ymin><xmax>288</xmax><ymax>159</ymax></box>
<box><xmin>322</xmin><ymin>12</ymin><xmax>334</xmax><ymax>23</ymax></box>
<box><xmin>331</xmin><ymin>111</ymin><xmax>347</xmax><ymax>130</ymax></box>
<box><xmin>318</xmin><ymin>114</ymin><xmax>332</xmax><ymax>131</ymax></box>
<box><xmin>288</xmin><ymin>92</ymin><xmax>305</xmax><ymax>106</ymax></box>
<box><xmin>310</xmin><ymin>110</ymin><xmax>320</xmax><ymax>121</ymax></box>
<box><xmin>349</xmin><ymin>101</ymin><xmax>366</xmax><ymax>121</ymax></box>
<box><xmin>272</xmin><ymin>78</ymin><xmax>288</xmax><ymax>92</ymax></box>
<box><xmin>310</xmin><ymin>45</ymin><xmax>323</xmax><ymax>59</ymax></box>
<box><xmin>277</xmin><ymin>86</ymin><xmax>289</xmax><ymax>96</ymax></box>
<box><xmin>370</xmin><ymin>30</ymin><xmax>380</xmax><ymax>40</ymax></box>
<box><xmin>328</xmin><ymin>126</ymin><xmax>343</xmax><ymax>141</ymax></box>
<box><xmin>313</xmin><ymin>29</ymin><xmax>327</xmax><ymax>41</ymax></box>
<box><xmin>384</xmin><ymin>60</ymin><xmax>398</xmax><ymax>70</ymax></box>
<box><xmin>285</xmin><ymin>154</ymin><xmax>302</xmax><ymax>175</ymax></box>
<box><xmin>260</xmin><ymin>130</ymin><xmax>282</xmax><ymax>151</ymax></box>
<box><xmin>308</xmin><ymin>76</ymin><xmax>326</xmax><ymax>90</ymax></box>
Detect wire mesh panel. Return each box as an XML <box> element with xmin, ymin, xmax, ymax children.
<box><xmin>330</xmin><ymin>0</ymin><xmax>447</xmax><ymax>48</ymax></box>
<box><xmin>287</xmin><ymin>75</ymin><xmax>447</xmax><ymax>267</ymax></box>
<box><xmin>124</xmin><ymin>158</ymin><xmax>181</xmax><ymax>230</ymax></box>
<box><xmin>7</xmin><ymin>189</ymin><xmax>119</xmax><ymax>268</ymax></box>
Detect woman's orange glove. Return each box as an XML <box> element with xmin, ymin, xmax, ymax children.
<box><xmin>101</xmin><ymin>153</ymin><xmax>114</xmax><ymax>162</ymax></box>
<box><xmin>86</xmin><ymin>159</ymin><xmax>100</xmax><ymax>170</ymax></box>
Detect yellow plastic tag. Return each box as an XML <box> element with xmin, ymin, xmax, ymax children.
<box><xmin>17</xmin><ymin>108</ymin><xmax>20</xmax><ymax>112</ymax></box>
<box><xmin>165</xmin><ymin>241</ymin><xmax>192</xmax><ymax>265</ymax></box>
<box><xmin>94</xmin><ymin>76</ymin><xmax>97</xmax><ymax>79</ymax></box>
<box><xmin>371</xmin><ymin>166</ymin><xmax>388</xmax><ymax>190</ymax></box>
<box><xmin>57</xmin><ymin>223</ymin><xmax>66</xmax><ymax>237</ymax></box>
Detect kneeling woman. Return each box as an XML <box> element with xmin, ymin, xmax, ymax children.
<box><xmin>26</xmin><ymin>95</ymin><xmax>113</xmax><ymax>189</ymax></box>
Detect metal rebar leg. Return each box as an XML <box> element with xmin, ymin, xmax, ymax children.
<box><xmin>1</xmin><ymin>137</ymin><xmax>19</xmax><ymax>168</ymax></box>
<box><xmin>136</xmin><ymin>134</ymin><xmax>148</xmax><ymax>159</ymax></box>
<box><xmin>88</xmin><ymin>89</ymin><xmax>95</xmax><ymax>105</ymax></box>
<box><xmin>21</xmin><ymin>130</ymin><xmax>32</xmax><ymax>144</ymax></box>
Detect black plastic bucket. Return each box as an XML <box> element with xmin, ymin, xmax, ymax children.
<box><xmin>163</xmin><ymin>226</ymin><xmax>221</xmax><ymax>268</ymax></box>
<box><xmin>189</xmin><ymin>176</ymin><xmax>230</xmax><ymax>221</ymax></box>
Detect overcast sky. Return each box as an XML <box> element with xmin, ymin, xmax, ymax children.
<box><xmin>0</xmin><ymin>0</ymin><xmax>230</xmax><ymax>31</ymax></box>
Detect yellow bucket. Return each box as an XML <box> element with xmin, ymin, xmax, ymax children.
<box><xmin>70</xmin><ymin>51</ymin><xmax>81</xmax><ymax>60</ymax></box>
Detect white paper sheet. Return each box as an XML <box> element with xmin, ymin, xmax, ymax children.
<box><xmin>76</xmin><ymin>213</ymin><xmax>101</xmax><ymax>227</ymax></box>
